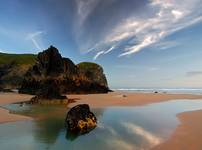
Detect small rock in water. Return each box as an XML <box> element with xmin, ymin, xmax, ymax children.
<box><xmin>65</xmin><ymin>104</ymin><xmax>97</xmax><ymax>134</ymax></box>
<box><xmin>154</xmin><ymin>91</ymin><xmax>158</xmax><ymax>93</ymax></box>
<box><xmin>19</xmin><ymin>102</ymin><xmax>25</xmax><ymax>107</ymax></box>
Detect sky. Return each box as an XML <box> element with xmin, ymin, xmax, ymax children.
<box><xmin>0</xmin><ymin>0</ymin><xmax>202</xmax><ymax>88</ymax></box>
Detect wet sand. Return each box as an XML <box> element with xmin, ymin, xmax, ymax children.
<box><xmin>68</xmin><ymin>92</ymin><xmax>202</xmax><ymax>108</ymax></box>
<box><xmin>1</xmin><ymin>92</ymin><xmax>202</xmax><ymax>149</ymax></box>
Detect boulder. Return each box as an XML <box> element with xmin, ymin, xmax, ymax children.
<box><xmin>65</xmin><ymin>104</ymin><xmax>97</xmax><ymax>134</ymax></box>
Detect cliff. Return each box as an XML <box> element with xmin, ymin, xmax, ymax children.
<box><xmin>18</xmin><ymin>46</ymin><xmax>109</xmax><ymax>94</ymax></box>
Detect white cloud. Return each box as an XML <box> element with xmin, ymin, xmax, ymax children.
<box><xmin>26</xmin><ymin>31</ymin><xmax>44</xmax><ymax>50</ymax></box>
<box><xmin>88</xmin><ymin>0</ymin><xmax>202</xmax><ymax>58</ymax></box>
<box><xmin>117</xmin><ymin>0</ymin><xmax>202</xmax><ymax>56</ymax></box>
<box><xmin>172</xmin><ymin>10</ymin><xmax>183</xmax><ymax>19</ymax></box>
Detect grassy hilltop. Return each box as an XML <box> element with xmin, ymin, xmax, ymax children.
<box><xmin>0</xmin><ymin>52</ymin><xmax>36</xmax><ymax>65</ymax></box>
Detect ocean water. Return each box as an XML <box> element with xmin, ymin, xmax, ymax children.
<box><xmin>1</xmin><ymin>100</ymin><xmax>202</xmax><ymax>150</ymax></box>
<box><xmin>113</xmin><ymin>88</ymin><xmax>202</xmax><ymax>95</ymax></box>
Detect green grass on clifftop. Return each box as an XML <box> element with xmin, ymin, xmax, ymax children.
<box><xmin>0</xmin><ymin>52</ymin><xmax>36</xmax><ymax>65</ymax></box>
<box><xmin>77</xmin><ymin>62</ymin><xmax>102</xmax><ymax>70</ymax></box>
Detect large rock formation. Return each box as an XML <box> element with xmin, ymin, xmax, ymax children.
<box><xmin>19</xmin><ymin>46</ymin><xmax>109</xmax><ymax>94</ymax></box>
<box><xmin>65</xmin><ymin>104</ymin><xmax>97</xmax><ymax>134</ymax></box>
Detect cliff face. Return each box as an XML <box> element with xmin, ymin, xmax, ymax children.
<box><xmin>77</xmin><ymin>62</ymin><xmax>108</xmax><ymax>88</ymax></box>
<box><xmin>19</xmin><ymin>46</ymin><xmax>109</xmax><ymax>94</ymax></box>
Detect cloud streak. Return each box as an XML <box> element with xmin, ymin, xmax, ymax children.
<box><xmin>26</xmin><ymin>31</ymin><xmax>44</xmax><ymax>50</ymax></box>
<box><xmin>93</xmin><ymin>46</ymin><xmax>116</xmax><ymax>60</ymax></box>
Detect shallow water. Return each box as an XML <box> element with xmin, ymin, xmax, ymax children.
<box><xmin>1</xmin><ymin>100</ymin><xmax>202</xmax><ymax>150</ymax></box>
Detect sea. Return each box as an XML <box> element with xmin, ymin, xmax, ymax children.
<box><xmin>113</xmin><ymin>88</ymin><xmax>202</xmax><ymax>95</ymax></box>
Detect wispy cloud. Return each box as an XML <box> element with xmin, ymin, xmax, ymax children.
<box><xmin>148</xmin><ymin>67</ymin><xmax>159</xmax><ymax>71</ymax></box>
<box><xmin>86</xmin><ymin>0</ymin><xmax>202</xmax><ymax>58</ymax></box>
<box><xmin>76</xmin><ymin>0</ymin><xmax>99</xmax><ymax>26</ymax></box>
<box><xmin>186</xmin><ymin>71</ymin><xmax>202</xmax><ymax>77</ymax></box>
<box><xmin>93</xmin><ymin>46</ymin><xmax>116</xmax><ymax>60</ymax></box>
<box><xmin>154</xmin><ymin>41</ymin><xmax>180</xmax><ymax>50</ymax></box>
<box><xmin>26</xmin><ymin>31</ymin><xmax>44</xmax><ymax>50</ymax></box>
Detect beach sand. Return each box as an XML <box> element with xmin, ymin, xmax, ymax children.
<box><xmin>1</xmin><ymin>92</ymin><xmax>202</xmax><ymax>149</ymax></box>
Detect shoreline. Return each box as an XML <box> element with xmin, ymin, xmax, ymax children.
<box><xmin>1</xmin><ymin>92</ymin><xmax>202</xmax><ymax>149</ymax></box>
<box><xmin>0</xmin><ymin>92</ymin><xmax>32</xmax><ymax>124</ymax></box>
<box><xmin>153</xmin><ymin>109</ymin><xmax>202</xmax><ymax>150</ymax></box>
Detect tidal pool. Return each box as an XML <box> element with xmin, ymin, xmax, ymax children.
<box><xmin>1</xmin><ymin>99</ymin><xmax>202</xmax><ymax>150</ymax></box>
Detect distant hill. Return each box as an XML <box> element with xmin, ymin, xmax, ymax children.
<box><xmin>0</xmin><ymin>52</ymin><xmax>37</xmax><ymax>89</ymax></box>
<box><xmin>0</xmin><ymin>52</ymin><xmax>36</xmax><ymax>65</ymax></box>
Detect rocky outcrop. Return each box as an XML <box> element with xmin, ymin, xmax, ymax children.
<box><xmin>19</xmin><ymin>46</ymin><xmax>109</xmax><ymax>94</ymax></box>
<box><xmin>65</xmin><ymin>104</ymin><xmax>97</xmax><ymax>134</ymax></box>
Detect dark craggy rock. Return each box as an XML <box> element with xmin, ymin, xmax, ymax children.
<box><xmin>65</xmin><ymin>104</ymin><xmax>97</xmax><ymax>134</ymax></box>
<box><xmin>19</xmin><ymin>46</ymin><xmax>109</xmax><ymax>94</ymax></box>
<box><xmin>30</xmin><ymin>80</ymin><xmax>67</xmax><ymax>104</ymax></box>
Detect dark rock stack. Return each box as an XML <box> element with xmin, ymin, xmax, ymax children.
<box><xmin>19</xmin><ymin>46</ymin><xmax>109</xmax><ymax>94</ymax></box>
<box><xmin>36</xmin><ymin>46</ymin><xmax>64</xmax><ymax>75</ymax></box>
<box><xmin>65</xmin><ymin>104</ymin><xmax>97</xmax><ymax>134</ymax></box>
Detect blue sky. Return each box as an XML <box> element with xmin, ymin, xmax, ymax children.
<box><xmin>0</xmin><ymin>0</ymin><xmax>202</xmax><ymax>88</ymax></box>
